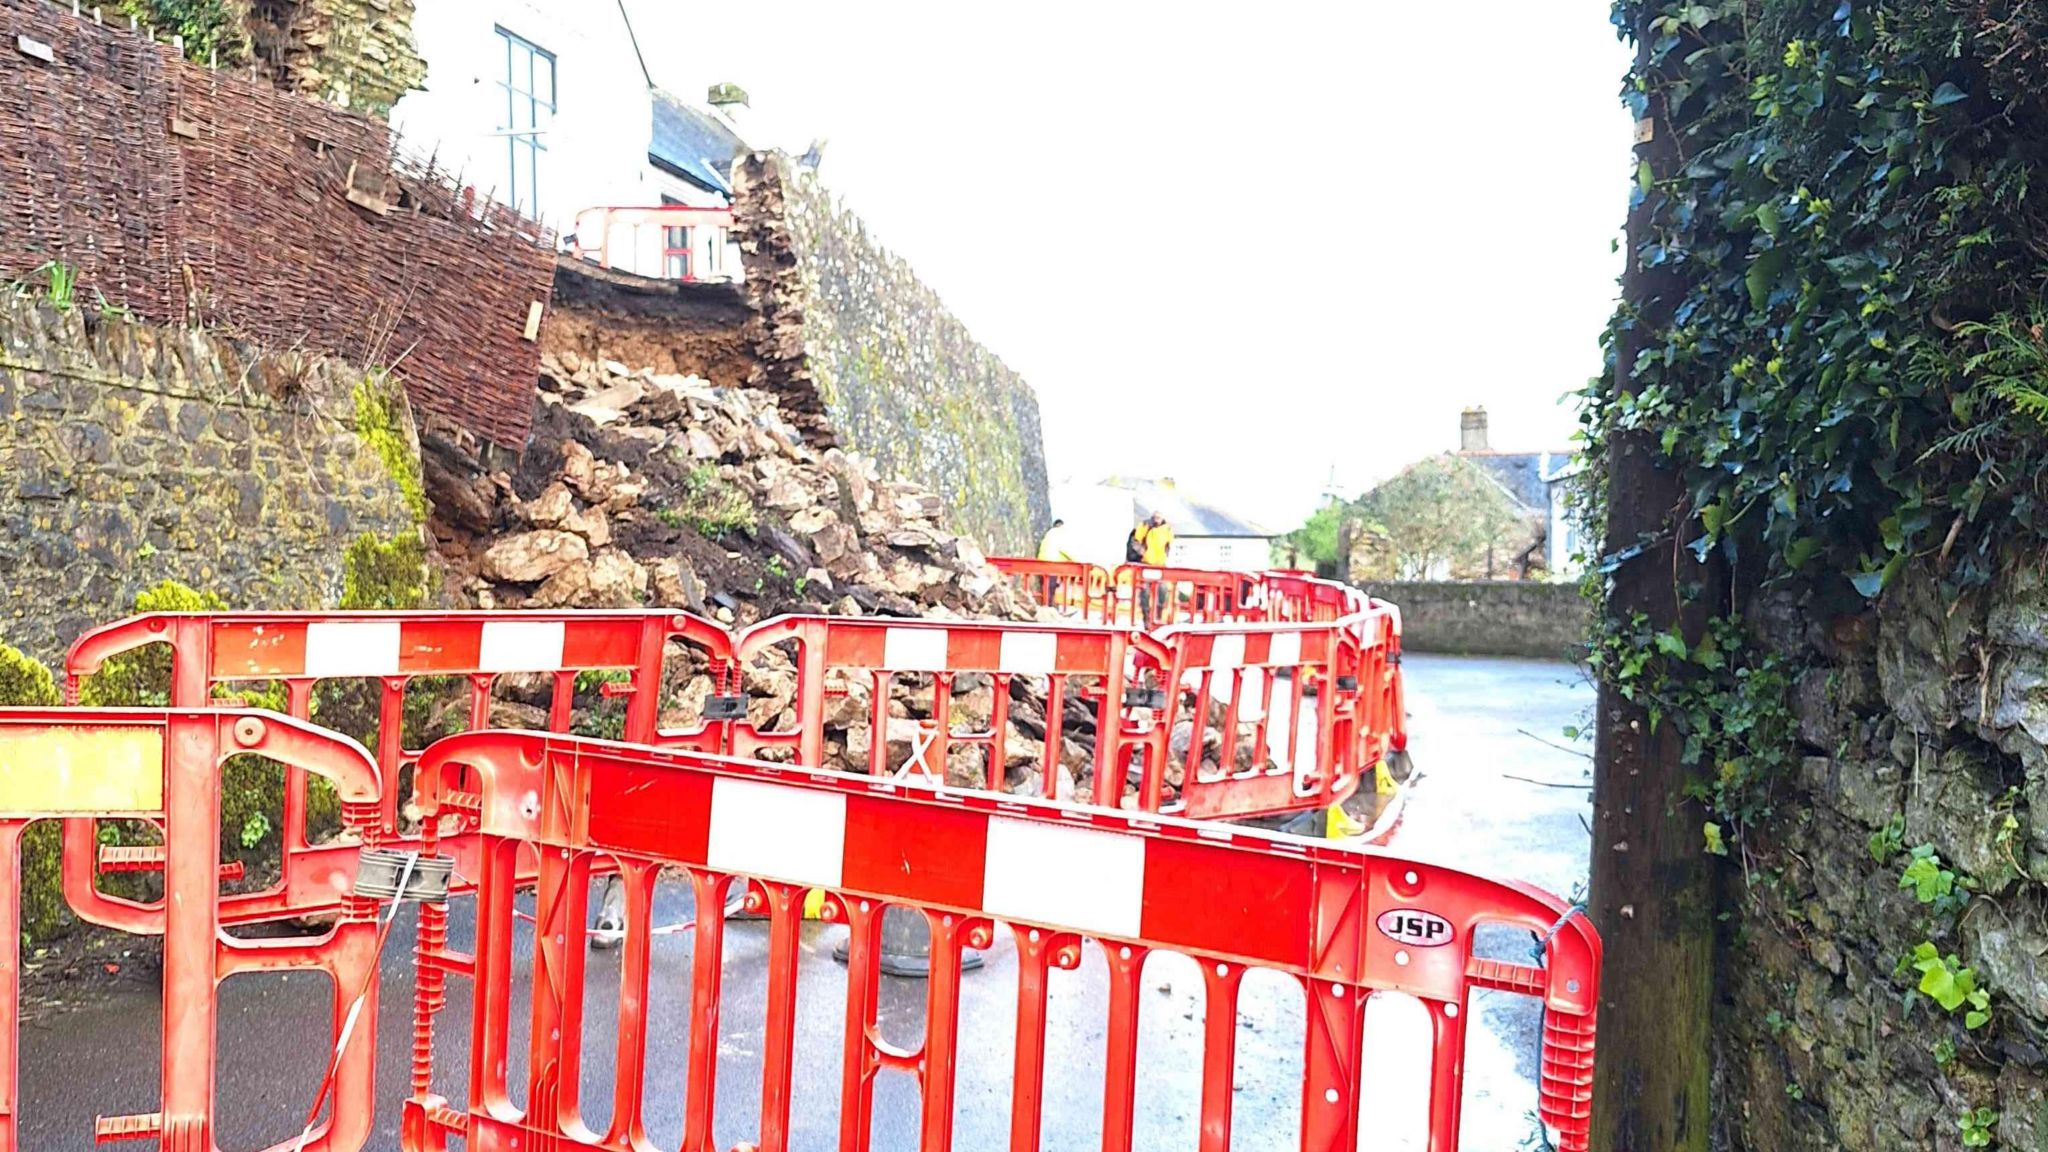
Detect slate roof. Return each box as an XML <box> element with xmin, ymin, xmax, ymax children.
<box><xmin>1451</xmin><ymin>449</ymin><xmax>1573</xmax><ymax>512</ymax></box>
<box><xmin>649</xmin><ymin>89</ymin><xmax>745</xmax><ymax>194</ymax></box>
<box><xmin>1102</xmin><ymin>477</ymin><xmax>1272</xmax><ymax>538</ymax></box>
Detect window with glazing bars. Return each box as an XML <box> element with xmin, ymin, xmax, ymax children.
<box><xmin>659</xmin><ymin>195</ymin><xmax>692</xmax><ymax>278</ymax></box>
<box><xmin>496</xmin><ymin>27</ymin><xmax>554</xmax><ymax>218</ymax></box>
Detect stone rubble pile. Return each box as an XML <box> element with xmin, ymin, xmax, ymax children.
<box><xmin>422</xmin><ymin>351</ymin><xmax>1036</xmax><ymax>624</ymax></box>
<box><xmin>419</xmin><ymin>352</ymin><xmax>1280</xmax><ymax>805</ymax></box>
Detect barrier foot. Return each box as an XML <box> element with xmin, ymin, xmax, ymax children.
<box><xmin>831</xmin><ymin>905</ymin><xmax>985</xmax><ymax>978</ymax></box>
<box><xmin>1373</xmin><ymin>759</ymin><xmax>1399</xmax><ymax>797</ymax></box>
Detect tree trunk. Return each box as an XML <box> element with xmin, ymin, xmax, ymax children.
<box><xmin>1588</xmin><ymin>13</ymin><xmax>1717</xmax><ymax>1152</ymax></box>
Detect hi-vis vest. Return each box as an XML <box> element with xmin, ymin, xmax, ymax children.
<box><xmin>1140</xmin><ymin>524</ymin><xmax>1173</xmax><ymax>565</ymax></box>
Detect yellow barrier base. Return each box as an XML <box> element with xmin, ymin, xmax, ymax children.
<box><xmin>803</xmin><ymin>888</ymin><xmax>826</xmax><ymax>919</ymax></box>
<box><xmin>1374</xmin><ymin>759</ymin><xmax>1398</xmax><ymax>796</ymax></box>
<box><xmin>1325</xmin><ymin>802</ymin><xmax>1368</xmax><ymax>840</ymax></box>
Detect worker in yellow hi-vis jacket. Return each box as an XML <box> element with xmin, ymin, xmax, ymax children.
<box><xmin>1133</xmin><ymin>513</ymin><xmax>1173</xmax><ymax>625</ymax></box>
<box><xmin>1036</xmin><ymin>518</ymin><xmax>1074</xmax><ymax>562</ymax></box>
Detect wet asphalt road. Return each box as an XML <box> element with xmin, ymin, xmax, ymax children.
<box><xmin>16</xmin><ymin>654</ymin><xmax>1592</xmax><ymax>1151</ymax></box>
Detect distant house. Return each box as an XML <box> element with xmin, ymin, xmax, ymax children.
<box><xmin>1050</xmin><ymin>478</ymin><xmax>1275</xmax><ymax>572</ymax></box>
<box><xmin>1453</xmin><ymin>406</ymin><xmax>1580</xmax><ymax>580</ymax></box>
<box><xmin>390</xmin><ymin>3</ymin><xmax>744</xmax><ymax>281</ymax></box>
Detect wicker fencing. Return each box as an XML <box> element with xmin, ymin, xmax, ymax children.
<box><xmin>0</xmin><ymin>0</ymin><xmax>553</xmax><ymax>445</ymax></box>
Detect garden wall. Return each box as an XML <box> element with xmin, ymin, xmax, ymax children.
<box><xmin>1358</xmin><ymin>580</ymin><xmax>1588</xmax><ymax>660</ymax></box>
<box><xmin>0</xmin><ymin>295</ymin><xmax>419</xmax><ymax>668</ymax></box>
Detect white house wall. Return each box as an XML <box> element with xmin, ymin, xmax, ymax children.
<box><xmin>392</xmin><ymin>1</ymin><xmax>661</xmax><ymax>238</ymax></box>
<box><xmin>1049</xmin><ymin>484</ymin><xmax>1136</xmax><ymax>569</ymax></box>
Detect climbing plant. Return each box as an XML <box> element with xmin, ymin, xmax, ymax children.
<box><xmin>114</xmin><ymin>0</ymin><xmax>249</xmax><ymax>65</ymax></box>
<box><xmin>1588</xmin><ymin>2</ymin><xmax>2048</xmax><ymax>1139</ymax></box>
<box><xmin>1587</xmin><ymin>0</ymin><xmax>2048</xmax><ymax>830</ymax></box>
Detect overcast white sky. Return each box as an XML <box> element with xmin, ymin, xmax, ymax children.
<box><xmin>637</xmin><ymin>3</ymin><xmax>1634</xmax><ymax>531</ymax></box>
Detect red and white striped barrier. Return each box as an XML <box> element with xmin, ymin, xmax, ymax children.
<box><xmin>728</xmin><ymin>615</ymin><xmax>1170</xmax><ymax>807</ymax></box>
<box><xmin>404</xmin><ymin>729</ymin><xmax>1602</xmax><ymax>1152</ymax></box>
<box><xmin>61</xmin><ymin>610</ymin><xmax>734</xmax><ymax>930</ymax></box>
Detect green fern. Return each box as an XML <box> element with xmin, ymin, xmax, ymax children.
<box><xmin>1993</xmin><ymin>379</ymin><xmax>2048</xmax><ymax>422</ymax></box>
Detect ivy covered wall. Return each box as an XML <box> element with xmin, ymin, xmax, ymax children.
<box><xmin>1589</xmin><ymin>3</ymin><xmax>2048</xmax><ymax>1147</ymax></box>
<box><xmin>732</xmin><ymin>152</ymin><xmax>1051</xmax><ymax>553</ymax></box>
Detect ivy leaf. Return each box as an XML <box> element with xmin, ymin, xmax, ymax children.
<box><xmin>1899</xmin><ymin>851</ymin><xmax>1953</xmax><ymax>903</ymax></box>
<box><xmin>1918</xmin><ymin>963</ymin><xmax>1964</xmax><ymax>1011</ymax></box>
<box><xmin>1965</xmin><ymin>1008</ymin><xmax>1990</xmax><ymax>1030</ymax></box>
<box><xmin>1784</xmin><ymin>536</ymin><xmax>1822</xmax><ymax>569</ymax></box>
<box><xmin>1693</xmin><ymin>631</ymin><xmax>1726</xmax><ymax>670</ymax></box>
<box><xmin>1703</xmin><ymin>822</ymin><xmax>1727</xmax><ymax>856</ymax></box>
<box><xmin>1655</xmin><ymin>630</ymin><xmax>1691</xmax><ymax>660</ymax></box>
<box><xmin>1850</xmin><ymin>569</ymin><xmax>1886</xmax><ymax>598</ymax></box>
<box><xmin>1756</xmin><ymin>200</ymin><xmax>1782</xmax><ymax>238</ymax></box>
<box><xmin>1747</xmin><ymin>249</ymin><xmax>1788</xmax><ymax>312</ymax></box>
<box><xmin>1930</xmin><ymin>82</ymin><xmax>1967</xmax><ymax>107</ymax></box>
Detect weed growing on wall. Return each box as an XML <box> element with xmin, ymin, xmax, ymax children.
<box><xmin>114</xmin><ymin>0</ymin><xmax>249</xmax><ymax>65</ymax></box>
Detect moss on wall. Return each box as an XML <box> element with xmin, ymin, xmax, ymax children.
<box><xmin>339</xmin><ymin>531</ymin><xmax>434</xmax><ymax>610</ymax></box>
<box><xmin>354</xmin><ymin>374</ymin><xmax>428</xmax><ymax>523</ymax></box>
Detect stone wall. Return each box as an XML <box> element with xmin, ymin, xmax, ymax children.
<box><xmin>0</xmin><ymin>295</ymin><xmax>419</xmax><ymax>666</ymax></box>
<box><xmin>1355</xmin><ymin>580</ymin><xmax>1589</xmax><ymax>660</ymax></box>
<box><xmin>731</xmin><ymin>153</ymin><xmax>1050</xmax><ymax>554</ymax></box>
<box><xmin>251</xmin><ymin>0</ymin><xmax>426</xmax><ymax>118</ymax></box>
<box><xmin>1712</xmin><ymin>561</ymin><xmax>2048</xmax><ymax>1151</ymax></box>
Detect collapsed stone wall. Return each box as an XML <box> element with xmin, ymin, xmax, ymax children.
<box><xmin>0</xmin><ymin>294</ymin><xmax>420</xmax><ymax>668</ymax></box>
<box><xmin>418</xmin><ymin>353</ymin><xmax>1285</xmax><ymax>804</ymax></box>
<box><xmin>1714</xmin><ymin>560</ymin><xmax>2048</xmax><ymax>1150</ymax></box>
<box><xmin>422</xmin><ymin>353</ymin><xmax>1035</xmax><ymax>624</ymax></box>
<box><xmin>542</xmin><ymin>259</ymin><xmax>759</xmax><ymax>395</ymax></box>
<box><xmin>732</xmin><ymin>153</ymin><xmax>1050</xmax><ymax>554</ymax></box>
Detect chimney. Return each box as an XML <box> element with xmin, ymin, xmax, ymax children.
<box><xmin>707</xmin><ymin>82</ymin><xmax>750</xmax><ymax>131</ymax></box>
<box><xmin>1459</xmin><ymin>406</ymin><xmax>1489</xmax><ymax>452</ymax></box>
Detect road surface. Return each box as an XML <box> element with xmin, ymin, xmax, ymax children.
<box><xmin>14</xmin><ymin>654</ymin><xmax>1592</xmax><ymax>1150</ymax></box>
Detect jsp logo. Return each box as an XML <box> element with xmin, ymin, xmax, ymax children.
<box><xmin>1376</xmin><ymin>908</ymin><xmax>1454</xmax><ymax>948</ymax></box>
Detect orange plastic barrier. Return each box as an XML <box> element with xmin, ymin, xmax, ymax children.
<box><xmin>728</xmin><ymin>615</ymin><xmax>1170</xmax><ymax>807</ymax></box>
<box><xmin>1139</xmin><ymin>616</ymin><xmax>1372</xmax><ymax>818</ymax></box>
<box><xmin>986</xmin><ymin>557</ymin><xmax>1109</xmax><ymax>618</ymax></box>
<box><xmin>1107</xmin><ymin>564</ymin><xmax>1254</xmax><ymax>627</ymax></box>
<box><xmin>401</xmin><ymin>729</ymin><xmax>1602</xmax><ymax>1152</ymax></box>
<box><xmin>61</xmin><ymin>610</ymin><xmax>733</xmax><ymax>929</ymax></box>
<box><xmin>0</xmin><ymin>709</ymin><xmax>385</xmax><ymax>1152</ymax></box>
<box><xmin>50</xmin><ymin>567</ymin><xmax>1410</xmax><ymax>935</ymax></box>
